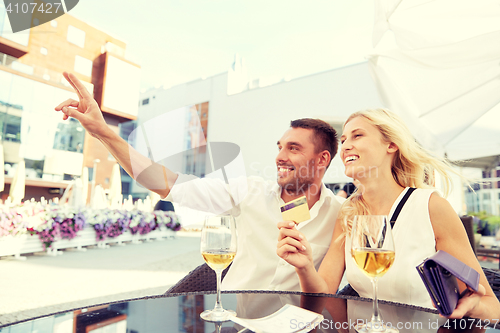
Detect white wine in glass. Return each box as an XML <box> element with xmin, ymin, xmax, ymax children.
<box><xmin>351</xmin><ymin>215</ymin><xmax>398</xmax><ymax>333</ymax></box>
<box><xmin>200</xmin><ymin>215</ymin><xmax>237</xmax><ymax>322</ymax></box>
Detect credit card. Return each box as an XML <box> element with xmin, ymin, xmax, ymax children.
<box><xmin>280</xmin><ymin>196</ymin><xmax>311</xmax><ymax>224</ymax></box>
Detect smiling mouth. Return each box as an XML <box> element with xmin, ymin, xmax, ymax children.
<box><xmin>277</xmin><ymin>165</ymin><xmax>295</xmax><ymax>176</ymax></box>
<box><xmin>344</xmin><ymin>155</ymin><xmax>359</xmax><ymax>164</ymax></box>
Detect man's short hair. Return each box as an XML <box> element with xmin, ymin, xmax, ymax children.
<box><xmin>290</xmin><ymin>118</ymin><xmax>338</xmax><ymax>168</ymax></box>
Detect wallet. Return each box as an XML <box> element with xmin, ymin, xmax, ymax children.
<box><xmin>416</xmin><ymin>250</ymin><xmax>479</xmax><ymax>316</ymax></box>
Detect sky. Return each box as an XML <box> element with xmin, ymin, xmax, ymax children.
<box><xmin>70</xmin><ymin>0</ymin><xmax>375</xmax><ymax>91</ymax></box>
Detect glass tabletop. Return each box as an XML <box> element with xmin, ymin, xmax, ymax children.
<box><xmin>0</xmin><ymin>291</ymin><xmax>498</xmax><ymax>333</ymax></box>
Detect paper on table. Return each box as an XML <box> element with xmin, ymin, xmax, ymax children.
<box><xmin>229</xmin><ymin>304</ymin><xmax>323</xmax><ymax>333</ymax></box>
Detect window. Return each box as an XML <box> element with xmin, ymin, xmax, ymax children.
<box><xmin>0</xmin><ymin>103</ymin><xmax>22</xmax><ymax>143</ymax></box>
<box><xmin>483</xmin><ymin>193</ymin><xmax>491</xmax><ymax>200</ymax></box>
<box><xmin>142</xmin><ymin>98</ymin><xmax>149</xmax><ymax>105</ymax></box>
<box><xmin>74</xmin><ymin>55</ymin><xmax>92</xmax><ymax>77</ymax></box>
<box><xmin>53</xmin><ymin>118</ymin><xmax>85</xmax><ymax>153</ymax></box>
<box><xmin>67</xmin><ymin>25</ymin><xmax>85</xmax><ymax>48</ymax></box>
<box><xmin>40</xmin><ymin>47</ymin><xmax>47</xmax><ymax>55</ymax></box>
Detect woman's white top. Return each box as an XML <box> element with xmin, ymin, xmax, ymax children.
<box><xmin>344</xmin><ymin>187</ymin><xmax>437</xmax><ymax>309</ymax></box>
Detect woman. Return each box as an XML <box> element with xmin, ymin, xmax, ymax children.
<box><xmin>277</xmin><ymin>108</ymin><xmax>500</xmax><ymax>321</ymax></box>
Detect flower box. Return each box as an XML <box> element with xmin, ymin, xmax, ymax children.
<box><xmin>0</xmin><ymin>204</ymin><xmax>181</xmax><ymax>258</ymax></box>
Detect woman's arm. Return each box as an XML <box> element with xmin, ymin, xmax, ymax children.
<box><xmin>430</xmin><ymin>193</ymin><xmax>500</xmax><ymax>321</ymax></box>
<box><xmin>277</xmin><ymin>219</ymin><xmax>345</xmax><ymax>294</ymax></box>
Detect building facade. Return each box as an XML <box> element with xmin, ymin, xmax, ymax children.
<box><xmin>135</xmin><ymin>60</ymin><xmax>382</xmax><ymax>197</ymax></box>
<box><xmin>0</xmin><ymin>5</ymin><xmax>140</xmax><ymax>202</ymax></box>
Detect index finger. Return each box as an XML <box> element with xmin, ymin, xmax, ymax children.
<box><xmin>277</xmin><ymin>221</ymin><xmax>296</xmax><ymax>229</ymax></box>
<box><xmin>63</xmin><ymin>72</ymin><xmax>93</xmax><ymax>101</ymax></box>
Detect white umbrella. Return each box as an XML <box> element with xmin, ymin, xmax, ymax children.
<box><xmin>108</xmin><ymin>164</ymin><xmax>122</xmax><ymax>206</ymax></box>
<box><xmin>368</xmin><ymin>0</ymin><xmax>500</xmax><ymax>162</ymax></box>
<box><xmin>9</xmin><ymin>160</ymin><xmax>25</xmax><ymax>204</ymax></box>
<box><xmin>91</xmin><ymin>184</ymin><xmax>107</xmax><ymax>209</ymax></box>
<box><xmin>81</xmin><ymin>167</ymin><xmax>89</xmax><ymax>206</ymax></box>
<box><xmin>0</xmin><ymin>145</ymin><xmax>4</xmax><ymax>193</ymax></box>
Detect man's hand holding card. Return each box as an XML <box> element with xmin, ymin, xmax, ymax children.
<box><xmin>280</xmin><ymin>196</ymin><xmax>311</xmax><ymax>224</ymax></box>
<box><xmin>276</xmin><ymin>196</ymin><xmax>314</xmax><ymax>269</ymax></box>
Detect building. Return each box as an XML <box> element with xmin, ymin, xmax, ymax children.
<box><xmin>134</xmin><ymin>58</ymin><xmax>382</xmax><ymax>198</ymax></box>
<box><xmin>136</xmin><ymin>57</ymin><xmax>496</xmax><ymax>216</ymax></box>
<box><xmin>0</xmin><ymin>5</ymin><xmax>140</xmax><ymax>202</ymax></box>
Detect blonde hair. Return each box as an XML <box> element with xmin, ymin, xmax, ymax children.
<box><xmin>340</xmin><ymin>108</ymin><xmax>458</xmax><ymax>234</ymax></box>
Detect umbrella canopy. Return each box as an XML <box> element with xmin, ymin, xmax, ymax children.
<box><xmin>9</xmin><ymin>160</ymin><xmax>25</xmax><ymax>204</ymax></box>
<box><xmin>108</xmin><ymin>163</ymin><xmax>122</xmax><ymax>206</ymax></box>
<box><xmin>368</xmin><ymin>0</ymin><xmax>500</xmax><ymax>163</ymax></box>
<box><xmin>81</xmin><ymin>167</ymin><xmax>89</xmax><ymax>206</ymax></box>
<box><xmin>91</xmin><ymin>184</ymin><xmax>107</xmax><ymax>209</ymax></box>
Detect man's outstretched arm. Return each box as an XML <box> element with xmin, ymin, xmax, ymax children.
<box><xmin>54</xmin><ymin>72</ymin><xmax>177</xmax><ymax>198</ymax></box>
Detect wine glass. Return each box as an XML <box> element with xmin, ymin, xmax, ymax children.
<box><xmin>200</xmin><ymin>215</ymin><xmax>237</xmax><ymax>322</ymax></box>
<box><xmin>351</xmin><ymin>215</ymin><xmax>398</xmax><ymax>333</ymax></box>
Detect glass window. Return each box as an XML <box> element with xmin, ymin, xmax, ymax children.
<box><xmin>74</xmin><ymin>55</ymin><xmax>92</xmax><ymax>77</ymax></box>
<box><xmin>52</xmin><ymin>118</ymin><xmax>85</xmax><ymax>152</ymax></box>
<box><xmin>25</xmin><ymin>158</ymin><xmax>44</xmax><ymax>178</ymax></box>
<box><xmin>0</xmin><ymin>102</ymin><xmax>22</xmax><ymax>142</ymax></box>
<box><xmin>142</xmin><ymin>98</ymin><xmax>149</xmax><ymax>105</ymax></box>
<box><xmin>483</xmin><ymin>193</ymin><xmax>491</xmax><ymax>200</ymax></box>
<box><xmin>119</xmin><ymin>120</ymin><xmax>137</xmax><ymax>141</ymax></box>
<box><xmin>67</xmin><ymin>25</ymin><xmax>85</xmax><ymax>48</ymax></box>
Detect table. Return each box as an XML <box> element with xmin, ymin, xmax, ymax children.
<box><xmin>1</xmin><ymin>291</ymin><xmax>498</xmax><ymax>333</ymax></box>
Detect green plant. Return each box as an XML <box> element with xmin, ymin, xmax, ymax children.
<box><xmin>486</xmin><ymin>216</ymin><xmax>500</xmax><ymax>228</ymax></box>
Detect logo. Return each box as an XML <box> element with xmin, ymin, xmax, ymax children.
<box><xmin>4</xmin><ymin>0</ymin><xmax>79</xmax><ymax>33</ymax></box>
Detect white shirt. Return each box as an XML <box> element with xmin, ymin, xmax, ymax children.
<box><xmin>344</xmin><ymin>187</ymin><xmax>437</xmax><ymax>308</ymax></box>
<box><xmin>167</xmin><ymin>175</ymin><xmax>342</xmax><ymax>290</ymax></box>
<box><xmin>166</xmin><ymin>175</ymin><xmax>342</xmax><ymax>317</ymax></box>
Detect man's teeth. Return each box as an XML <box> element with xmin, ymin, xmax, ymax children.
<box><xmin>278</xmin><ymin>167</ymin><xmax>293</xmax><ymax>172</ymax></box>
<box><xmin>345</xmin><ymin>156</ymin><xmax>358</xmax><ymax>163</ymax></box>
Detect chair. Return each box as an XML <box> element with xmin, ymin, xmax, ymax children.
<box><xmin>483</xmin><ymin>267</ymin><xmax>500</xmax><ymax>299</ymax></box>
<box><xmin>337</xmin><ymin>269</ymin><xmax>500</xmax><ymax>300</ymax></box>
<box><xmin>154</xmin><ymin>200</ymin><xmax>175</xmax><ymax>212</ymax></box>
<box><xmin>165</xmin><ymin>263</ymin><xmax>231</xmax><ymax>294</ymax></box>
<box><xmin>460</xmin><ymin>215</ymin><xmax>476</xmax><ymax>254</ymax></box>
<box><xmin>337</xmin><ymin>284</ymin><xmax>359</xmax><ymax>297</ymax></box>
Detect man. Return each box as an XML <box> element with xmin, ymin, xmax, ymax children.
<box><xmin>55</xmin><ymin>72</ymin><xmax>342</xmax><ymax>315</ymax></box>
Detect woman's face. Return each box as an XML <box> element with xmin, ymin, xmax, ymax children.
<box><xmin>340</xmin><ymin>116</ymin><xmax>395</xmax><ymax>180</ymax></box>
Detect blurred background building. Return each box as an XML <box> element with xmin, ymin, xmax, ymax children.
<box><xmin>137</xmin><ymin>56</ymin><xmax>500</xmax><ymax>217</ymax></box>
<box><xmin>1</xmin><ymin>3</ymin><xmax>498</xmax><ymax>215</ymax></box>
<box><xmin>0</xmin><ymin>7</ymin><xmax>140</xmax><ymax>202</ymax></box>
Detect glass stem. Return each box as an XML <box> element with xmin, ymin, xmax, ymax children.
<box><xmin>371</xmin><ymin>277</ymin><xmax>383</xmax><ymax>328</ymax></box>
<box><xmin>214</xmin><ymin>269</ymin><xmax>224</xmax><ymax>312</ymax></box>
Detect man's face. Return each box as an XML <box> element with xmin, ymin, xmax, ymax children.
<box><xmin>276</xmin><ymin>127</ymin><xmax>319</xmax><ymax>193</ymax></box>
